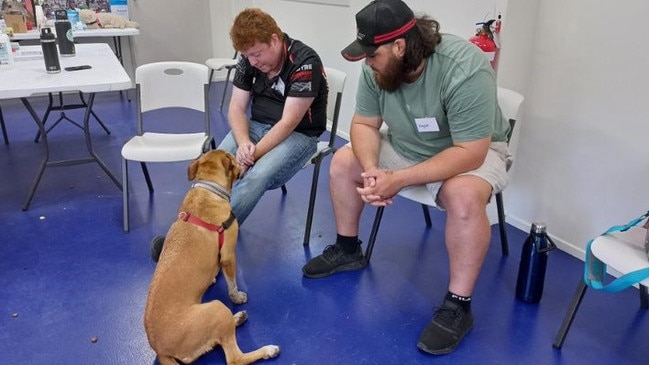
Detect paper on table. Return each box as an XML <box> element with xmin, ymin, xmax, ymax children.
<box><xmin>14</xmin><ymin>48</ymin><xmax>43</xmax><ymax>61</ymax></box>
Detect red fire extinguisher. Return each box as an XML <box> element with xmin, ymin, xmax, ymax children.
<box><xmin>469</xmin><ymin>19</ymin><xmax>499</xmax><ymax>72</ymax></box>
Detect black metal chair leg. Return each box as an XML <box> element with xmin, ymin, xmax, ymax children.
<box><xmin>640</xmin><ymin>284</ymin><xmax>649</xmax><ymax>309</ymax></box>
<box><xmin>220</xmin><ymin>67</ymin><xmax>234</xmax><ymax>112</ymax></box>
<box><xmin>140</xmin><ymin>162</ymin><xmax>154</xmax><ymax>193</ymax></box>
<box><xmin>303</xmin><ymin>160</ymin><xmax>322</xmax><ymax>246</ymax></box>
<box><xmin>421</xmin><ymin>204</ymin><xmax>432</xmax><ymax>227</ymax></box>
<box><xmin>365</xmin><ymin>206</ymin><xmax>385</xmax><ymax>263</ymax></box>
<box><xmin>123</xmin><ymin>158</ymin><xmax>130</xmax><ymax>232</ymax></box>
<box><xmin>553</xmin><ymin>279</ymin><xmax>588</xmax><ymax>349</ymax></box>
<box><xmin>496</xmin><ymin>192</ymin><xmax>509</xmax><ymax>256</ymax></box>
<box><xmin>0</xmin><ymin>104</ymin><xmax>8</xmax><ymax>145</ymax></box>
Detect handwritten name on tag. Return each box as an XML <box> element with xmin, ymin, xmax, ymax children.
<box><xmin>415</xmin><ymin>117</ymin><xmax>439</xmax><ymax>132</ymax></box>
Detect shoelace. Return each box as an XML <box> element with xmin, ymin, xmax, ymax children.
<box><xmin>433</xmin><ymin>305</ymin><xmax>462</xmax><ymax>328</ymax></box>
<box><xmin>323</xmin><ymin>244</ymin><xmax>343</xmax><ymax>258</ymax></box>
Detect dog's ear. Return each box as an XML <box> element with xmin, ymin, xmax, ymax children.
<box><xmin>226</xmin><ymin>153</ymin><xmax>241</xmax><ymax>181</ymax></box>
<box><xmin>188</xmin><ymin>157</ymin><xmax>200</xmax><ymax>181</ymax></box>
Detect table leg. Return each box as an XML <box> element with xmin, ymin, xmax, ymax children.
<box><xmin>21</xmin><ymin>98</ymin><xmax>51</xmax><ymax>211</ymax></box>
<box><xmin>114</xmin><ymin>35</ymin><xmax>132</xmax><ymax>102</ymax></box>
<box><xmin>20</xmin><ymin>94</ymin><xmax>122</xmax><ymax>211</ymax></box>
<box><xmin>82</xmin><ymin>93</ymin><xmax>123</xmax><ymax>190</ymax></box>
<box><xmin>111</xmin><ymin>36</ymin><xmax>123</xmax><ymax>64</ymax></box>
<box><xmin>34</xmin><ymin>92</ymin><xmax>111</xmax><ymax>143</ymax></box>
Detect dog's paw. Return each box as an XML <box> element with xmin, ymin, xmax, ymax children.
<box><xmin>230</xmin><ymin>290</ymin><xmax>247</xmax><ymax>304</ymax></box>
<box><xmin>233</xmin><ymin>310</ymin><xmax>248</xmax><ymax>326</ymax></box>
<box><xmin>262</xmin><ymin>345</ymin><xmax>280</xmax><ymax>359</ymax></box>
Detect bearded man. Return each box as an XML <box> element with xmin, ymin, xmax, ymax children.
<box><xmin>302</xmin><ymin>0</ymin><xmax>511</xmax><ymax>356</ymax></box>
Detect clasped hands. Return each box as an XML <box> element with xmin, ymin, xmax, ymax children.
<box><xmin>235</xmin><ymin>141</ymin><xmax>256</xmax><ymax>174</ymax></box>
<box><xmin>356</xmin><ymin>167</ymin><xmax>400</xmax><ymax>207</ymax></box>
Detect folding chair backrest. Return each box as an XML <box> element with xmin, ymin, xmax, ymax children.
<box><xmin>497</xmin><ymin>86</ymin><xmax>524</xmax><ymax>143</ymax></box>
<box><xmin>136</xmin><ymin>62</ymin><xmax>209</xmax><ymax>113</ymax></box>
<box><xmin>134</xmin><ymin>62</ymin><xmax>210</xmax><ymax>136</ymax></box>
<box><xmin>323</xmin><ymin>67</ymin><xmax>347</xmax><ymax>146</ymax></box>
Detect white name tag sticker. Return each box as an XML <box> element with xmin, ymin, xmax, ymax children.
<box><xmin>415</xmin><ymin>117</ymin><xmax>439</xmax><ymax>132</ymax></box>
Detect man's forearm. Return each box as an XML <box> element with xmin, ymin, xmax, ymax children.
<box><xmin>350</xmin><ymin>123</ymin><xmax>381</xmax><ymax>172</ymax></box>
<box><xmin>228</xmin><ymin>110</ymin><xmax>251</xmax><ymax>146</ymax></box>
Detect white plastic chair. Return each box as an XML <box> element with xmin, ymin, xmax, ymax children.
<box><xmin>365</xmin><ymin>87</ymin><xmax>525</xmax><ymax>261</ymax></box>
<box><xmin>205</xmin><ymin>51</ymin><xmax>239</xmax><ymax>112</ymax></box>
<box><xmin>121</xmin><ymin>61</ymin><xmax>213</xmax><ymax>232</ymax></box>
<box><xmin>553</xmin><ymin>222</ymin><xmax>649</xmax><ymax>349</ymax></box>
<box><xmin>282</xmin><ymin>67</ymin><xmax>347</xmax><ymax>245</ymax></box>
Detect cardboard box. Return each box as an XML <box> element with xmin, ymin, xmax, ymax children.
<box><xmin>2</xmin><ymin>13</ymin><xmax>28</xmax><ymax>33</ymax></box>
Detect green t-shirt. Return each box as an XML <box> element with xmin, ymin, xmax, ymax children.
<box><xmin>355</xmin><ymin>33</ymin><xmax>509</xmax><ymax>162</ymax></box>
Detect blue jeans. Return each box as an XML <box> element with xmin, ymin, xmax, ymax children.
<box><xmin>217</xmin><ymin>120</ymin><xmax>317</xmax><ymax>225</ymax></box>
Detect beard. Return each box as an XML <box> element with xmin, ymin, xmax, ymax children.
<box><xmin>373</xmin><ymin>53</ymin><xmax>407</xmax><ymax>92</ymax></box>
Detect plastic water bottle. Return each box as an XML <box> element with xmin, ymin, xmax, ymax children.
<box><xmin>40</xmin><ymin>28</ymin><xmax>61</xmax><ymax>73</ymax></box>
<box><xmin>54</xmin><ymin>9</ymin><xmax>75</xmax><ymax>57</ymax></box>
<box><xmin>0</xmin><ymin>32</ymin><xmax>14</xmax><ymax>69</ymax></box>
<box><xmin>515</xmin><ymin>222</ymin><xmax>557</xmax><ymax>303</ymax></box>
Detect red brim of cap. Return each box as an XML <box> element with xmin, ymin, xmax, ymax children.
<box><xmin>341</xmin><ymin>40</ymin><xmax>378</xmax><ymax>62</ymax></box>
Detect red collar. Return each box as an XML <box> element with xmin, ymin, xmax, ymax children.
<box><xmin>177</xmin><ymin>211</ymin><xmax>236</xmax><ymax>249</ymax></box>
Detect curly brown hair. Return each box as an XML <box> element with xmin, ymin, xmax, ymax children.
<box><xmin>402</xmin><ymin>15</ymin><xmax>442</xmax><ymax>74</ymax></box>
<box><xmin>230</xmin><ymin>8</ymin><xmax>284</xmax><ymax>51</ymax></box>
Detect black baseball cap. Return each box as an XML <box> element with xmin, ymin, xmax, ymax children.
<box><xmin>341</xmin><ymin>0</ymin><xmax>416</xmax><ymax>61</ymax></box>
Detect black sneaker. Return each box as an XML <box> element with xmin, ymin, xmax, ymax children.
<box><xmin>302</xmin><ymin>242</ymin><xmax>366</xmax><ymax>279</ymax></box>
<box><xmin>417</xmin><ymin>299</ymin><xmax>474</xmax><ymax>355</ymax></box>
<box><xmin>150</xmin><ymin>235</ymin><xmax>165</xmax><ymax>263</ymax></box>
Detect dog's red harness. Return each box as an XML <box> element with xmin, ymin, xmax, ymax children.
<box><xmin>177</xmin><ymin>210</ymin><xmax>236</xmax><ymax>249</ymax></box>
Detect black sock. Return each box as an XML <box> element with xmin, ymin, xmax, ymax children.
<box><xmin>336</xmin><ymin>234</ymin><xmax>360</xmax><ymax>253</ymax></box>
<box><xmin>445</xmin><ymin>291</ymin><xmax>472</xmax><ymax>313</ymax></box>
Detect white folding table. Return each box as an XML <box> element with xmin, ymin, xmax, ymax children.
<box><xmin>0</xmin><ymin>43</ymin><xmax>132</xmax><ymax>210</ymax></box>
<box><xmin>10</xmin><ymin>27</ymin><xmax>140</xmax><ymax>68</ymax></box>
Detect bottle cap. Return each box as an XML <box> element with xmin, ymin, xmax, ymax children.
<box><xmin>531</xmin><ymin>222</ymin><xmax>547</xmax><ymax>234</ymax></box>
<box><xmin>41</xmin><ymin>27</ymin><xmax>55</xmax><ymax>39</ymax></box>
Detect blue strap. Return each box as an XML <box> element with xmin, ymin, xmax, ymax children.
<box><xmin>584</xmin><ymin>209</ymin><xmax>649</xmax><ymax>293</ymax></box>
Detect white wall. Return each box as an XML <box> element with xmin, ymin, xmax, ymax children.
<box><xmin>127</xmin><ymin>0</ymin><xmax>649</xmax><ymax>260</ymax></box>
<box><xmin>504</xmin><ymin>0</ymin><xmax>649</xmax><ymax>258</ymax></box>
<box><xmin>236</xmin><ymin>0</ymin><xmax>506</xmax><ymax>138</ymax></box>
<box><xmin>129</xmin><ymin>0</ymin><xmax>212</xmax><ymax>65</ymax></box>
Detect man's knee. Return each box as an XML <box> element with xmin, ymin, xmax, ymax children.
<box><xmin>438</xmin><ymin>176</ymin><xmax>492</xmax><ymax>214</ymax></box>
<box><xmin>329</xmin><ymin>146</ymin><xmax>360</xmax><ymax>180</ymax></box>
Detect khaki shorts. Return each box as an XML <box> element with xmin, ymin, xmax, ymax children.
<box><xmin>354</xmin><ymin>131</ymin><xmax>512</xmax><ymax>208</ymax></box>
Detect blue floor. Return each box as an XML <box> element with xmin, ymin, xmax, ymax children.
<box><xmin>1</xmin><ymin>84</ymin><xmax>648</xmax><ymax>365</ymax></box>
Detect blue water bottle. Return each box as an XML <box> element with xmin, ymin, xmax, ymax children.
<box><xmin>515</xmin><ymin>222</ymin><xmax>557</xmax><ymax>303</ymax></box>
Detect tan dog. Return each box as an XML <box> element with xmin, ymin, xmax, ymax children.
<box><xmin>144</xmin><ymin>150</ymin><xmax>280</xmax><ymax>365</ymax></box>
<box><xmin>78</xmin><ymin>9</ymin><xmax>139</xmax><ymax>29</ymax></box>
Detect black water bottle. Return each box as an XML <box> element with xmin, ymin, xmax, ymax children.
<box><xmin>515</xmin><ymin>222</ymin><xmax>557</xmax><ymax>303</ymax></box>
<box><xmin>54</xmin><ymin>9</ymin><xmax>75</xmax><ymax>57</ymax></box>
<box><xmin>40</xmin><ymin>27</ymin><xmax>61</xmax><ymax>74</ymax></box>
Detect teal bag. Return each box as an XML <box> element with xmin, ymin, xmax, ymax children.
<box><xmin>584</xmin><ymin>210</ymin><xmax>649</xmax><ymax>293</ymax></box>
